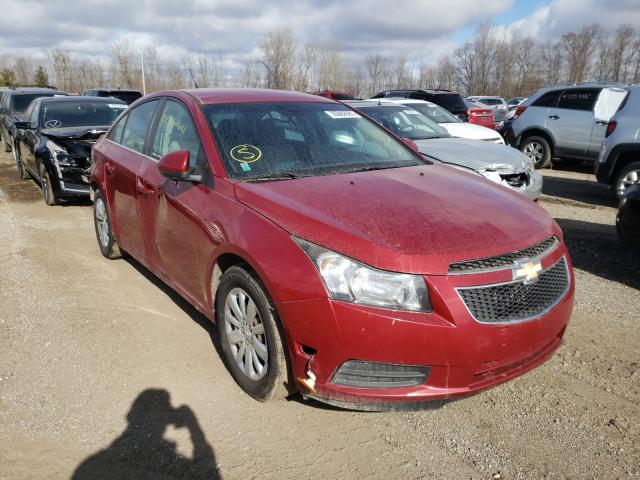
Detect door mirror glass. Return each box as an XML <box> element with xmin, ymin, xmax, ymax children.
<box><xmin>594</xmin><ymin>88</ymin><xmax>628</xmax><ymax>122</ymax></box>
<box><xmin>158</xmin><ymin>150</ymin><xmax>201</xmax><ymax>183</ymax></box>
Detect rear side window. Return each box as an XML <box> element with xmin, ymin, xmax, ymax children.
<box><xmin>108</xmin><ymin>113</ymin><xmax>128</xmax><ymax>143</ymax></box>
<box><xmin>151</xmin><ymin>100</ymin><xmax>202</xmax><ymax>167</ymax></box>
<box><xmin>431</xmin><ymin>94</ymin><xmax>467</xmax><ymax>110</ymax></box>
<box><xmin>121</xmin><ymin>100</ymin><xmax>158</xmax><ymax>153</ymax></box>
<box><xmin>532</xmin><ymin>90</ymin><xmax>561</xmax><ymax>107</ymax></box>
<box><xmin>557</xmin><ymin>89</ymin><xmax>599</xmax><ymax>111</ymax></box>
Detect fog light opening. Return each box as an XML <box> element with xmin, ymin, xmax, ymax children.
<box><xmin>297</xmin><ymin>346</ymin><xmax>317</xmax><ymax>394</ymax></box>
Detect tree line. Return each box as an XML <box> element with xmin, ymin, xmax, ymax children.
<box><xmin>1</xmin><ymin>22</ymin><xmax>638</xmax><ymax>99</ymax></box>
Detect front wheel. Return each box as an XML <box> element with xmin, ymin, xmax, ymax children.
<box><xmin>93</xmin><ymin>190</ymin><xmax>122</xmax><ymax>259</ymax></box>
<box><xmin>521</xmin><ymin>135</ymin><xmax>552</xmax><ymax>169</ymax></box>
<box><xmin>40</xmin><ymin>165</ymin><xmax>57</xmax><ymax>206</ymax></box>
<box><xmin>614</xmin><ymin>161</ymin><xmax>640</xmax><ymax>200</ymax></box>
<box><xmin>216</xmin><ymin>265</ymin><xmax>292</xmax><ymax>402</ymax></box>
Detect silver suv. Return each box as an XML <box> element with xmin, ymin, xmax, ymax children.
<box><xmin>595</xmin><ymin>86</ymin><xmax>640</xmax><ymax>198</ymax></box>
<box><xmin>511</xmin><ymin>84</ymin><xmax>627</xmax><ymax>168</ymax></box>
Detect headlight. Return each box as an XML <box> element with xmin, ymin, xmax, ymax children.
<box><xmin>294</xmin><ymin>237</ymin><xmax>431</xmax><ymax>312</ymax></box>
<box><xmin>46</xmin><ymin>140</ymin><xmax>76</xmax><ymax>167</ymax></box>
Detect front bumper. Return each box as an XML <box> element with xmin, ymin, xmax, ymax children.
<box><xmin>277</xmin><ymin>245</ymin><xmax>574</xmax><ymax>410</ymax></box>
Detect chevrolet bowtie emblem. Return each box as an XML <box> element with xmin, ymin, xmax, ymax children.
<box><xmin>513</xmin><ymin>260</ymin><xmax>542</xmax><ymax>284</ymax></box>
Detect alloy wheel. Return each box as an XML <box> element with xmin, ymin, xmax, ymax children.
<box><xmin>42</xmin><ymin>173</ymin><xmax>50</xmax><ymax>203</ymax></box>
<box><xmin>94</xmin><ymin>197</ymin><xmax>110</xmax><ymax>248</ymax></box>
<box><xmin>224</xmin><ymin>287</ymin><xmax>268</xmax><ymax>381</ymax></box>
<box><xmin>617</xmin><ymin>169</ymin><xmax>640</xmax><ymax>198</ymax></box>
<box><xmin>523</xmin><ymin>141</ymin><xmax>543</xmax><ymax>163</ymax></box>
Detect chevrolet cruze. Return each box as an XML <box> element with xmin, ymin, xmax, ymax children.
<box><xmin>90</xmin><ymin>89</ymin><xmax>574</xmax><ymax>410</ymax></box>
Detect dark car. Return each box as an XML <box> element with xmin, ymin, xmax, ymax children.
<box><xmin>0</xmin><ymin>87</ymin><xmax>66</xmax><ymax>156</ymax></box>
<box><xmin>83</xmin><ymin>88</ymin><xmax>143</xmax><ymax>105</ymax></box>
<box><xmin>371</xmin><ymin>89</ymin><xmax>469</xmax><ymax>122</ymax></box>
<box><xmin>14</xmin><ymin>96</ymin><xmax>127</xmax><ymax>205</ymax></box>
<box><xmin>89</xmin><ymin>88</ymin><xmax>573</xmax><ymax>410</ymax></box>
<box><xmin>312</xmin><ymin>90</ymin><xmax>357</xmax><ymax>100</ymax></box>
<box><xmin>617</xmin><ymin>181</ymin><xmax>640</xmax><ymax>247</ymax></box>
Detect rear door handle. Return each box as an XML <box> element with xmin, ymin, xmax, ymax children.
<box><xmin>136</xmin><ymin>177</ymin><xmax>157</xmax><ymax>197</ymax></box>
<box><xmin>548</xmin><ymin>115</ymin><xmax>559</xmax><ymax>120</ymax></box>
<box><xmin>105</xmin><ymin>161</ymin><xmax>115</xmax><ymax>176</ymax></box>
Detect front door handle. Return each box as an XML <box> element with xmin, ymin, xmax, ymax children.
<box><xmin>548</xmin><ymin>115</ymin><xmax>560</xmax><ymax>120</ymax></box>
<box><xmin>136</xmin><ymin>177</ymin><xmax>157</xmax><ymax>197</ymax></box>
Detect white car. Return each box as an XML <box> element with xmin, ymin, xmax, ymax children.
<box><xmin>380</xmin><ymin>98</ymin><xmax>505</xmax><ymax>144</ymax></box>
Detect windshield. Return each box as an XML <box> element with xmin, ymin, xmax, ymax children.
<box><xmin>357</xmin><ymin>105</ymin><xmax>450</xmax><ymax>140</ymax></box>
<box><xmin>403</xmin><ymin>102</ymin><xmax>461</xmax><ymax>124</ymax></box>
<box><xmin>13</xmin><ymin>94</ymin><xmax>56</xmax><ymax>113</ymax></box>
<box><xmin>203</xmin><ymin>102</ymin><xmax>422</xmax><ymax>180</ymax></box>
<box><xmin>41</xmin><ymin>101</ymin><xmax>127</xmax><ymax>128</ymax></box>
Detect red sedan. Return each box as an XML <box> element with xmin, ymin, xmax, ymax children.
<box><xmin>465</xmin><ymin>100</ymin><xmax>497</xmax><ymax>130</ymax></box>
<box><xmin>90</xmin><ymin>89</ymin><xmax>574</xmax><ymax>410</ymax></box>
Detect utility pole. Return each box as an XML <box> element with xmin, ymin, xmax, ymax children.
<box><xmin>141</xmin><ymin>50</ymin><xmax>146</xmax><ymax>95</ymax></box>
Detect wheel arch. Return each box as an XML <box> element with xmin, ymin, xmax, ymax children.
<box><xmin>519</xmin><ymin>128</ymin><xmax>556</xmax><ymax>156</ymax></box>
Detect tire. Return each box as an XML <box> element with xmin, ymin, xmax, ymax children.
<box><xmin>93</xmin><ymin>190</ymin><xmax>122</xmax><ymax>259</ymax></box>
<box><xmin>14</xmin><ymin>145</ymin><xmax>29</xmax><ymax>180</ymax></box>
<box><xmin>40</xmin><ymin>164</ymin><xmax>57</xmax><ymax>206</ymax></box>
<box><xmin>216</xmin><ymin>265</ymin><xmax>292</xmax><ymax>402</ymax></box>
<box><xmin>521</xmin><ymin>135</ymin><xmax>552</xmax><ymax>169</ymax></box>
<box><xmin>614</xmin><ymin>161</ymin><xmax>640</xmax><ymax>200</ymax></box>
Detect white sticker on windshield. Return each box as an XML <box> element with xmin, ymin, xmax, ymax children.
<box><xmin>324</xmin><ymin>110</ymin><xmax>361</xmax><ymax>119</ymax></box>
<box><xmin>109</xmin><ymin>104</ymin><xmax>127</xmax><ymax>109</ymax></box>
<box><xmin>403</xmin><ymin>109</ymin><xmax>420</xmax><ymax>115</ymax></box>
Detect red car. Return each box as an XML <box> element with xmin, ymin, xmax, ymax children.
<box><xmin>465</xmin><ymin>100</ymin><xmax>497</xmax><ymax>130</ymax></box>
<box><xmin>90</xmin><ymin>89</ymin><xmax>574</xmax><ymax>410</ymax></box>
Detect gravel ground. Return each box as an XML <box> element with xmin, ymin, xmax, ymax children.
<box><xmin>0</xmin><ymin>151</ymin><xmax>638</xmax><ymax>480</ymax></box>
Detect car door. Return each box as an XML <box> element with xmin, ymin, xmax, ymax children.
<box><xmin>547</xmin><ymin>88</ymin><xmax>599</xmax><ymax>158</ymax></box>
<box><xmin>136</xmin><ymin>98</ymin><xmax>209</xmax><ymax>302</ymax></box>
<box><xmin>20</xmin><ymin>103</ymin><xmax>40</xmax><ymax>175</ymax></box>
<box><xmin>104</xmin><ymin>99</ymin><xmax>160</xmax><ymax>260</ymax></box>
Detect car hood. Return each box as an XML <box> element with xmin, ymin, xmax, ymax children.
<box><xmin>41</xmin><ymin>126</ymin><xmax>109</xmax><ymax>160</ymax></box>
<box><xmin>415</xmin><ymin>137</ymin><xmax>529</xmax><ymax>172</ymax></box>
<box><xmin>440</xmin><ymin>122</ymin><xmax>502</xmax><ymax>142</ymax></box>
<box><xmin>234</xmin><ymin>164</ymin><xmax>558</xmax><ymax>275</ymax></box>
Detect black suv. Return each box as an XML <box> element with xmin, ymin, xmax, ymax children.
<box><xmin>0</xmin><ymin>87</ymin><xmax>66</xmax><ymax>156</ymax></box>
<box><xmin>83</xmin><ymin>88</ymin><xmax>142</xmax><ymax>105</ymax></box>
<box><xmin>371</xmin><ymin>89</ymin><xmax>469</xmax><ymax>122</ymax></box>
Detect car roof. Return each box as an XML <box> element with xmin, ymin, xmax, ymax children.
<box><xmin>167</xmin><ymin>88</ymin><xmax>334</xmax><ymax>105</ymax></box>
<box><xmin>9</xmin><ymin>87</ymin><xmax>66</xmax><ymax>95</ymax></box>
<box><xmin>343</xmin><ymin>100</ymin><xmax>403</xmax><ymax>108</ymax></box>
<box><xmin>37</xmin><ymin>96</ymin><xmax>126</xmax><ymax>104</ymax></box>
<box><xmin>87</xmin><ymin>88</ymin><xmax>141</xmax><ymax>93</ymax></box>
<box><xmin>381</xmin><ymin>98</ymin><xmax>439</xmax><ymax>107</ymax></box>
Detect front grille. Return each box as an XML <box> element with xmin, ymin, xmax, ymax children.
<box><xmin>449</xmin><ymin>236</ymin><xmax>558</xmax><ymax>274</ymax></box>
<box><xmin>500</xmin><ymin>172</ymin><xmax>527</xmax><ymax>188</ymax></box>
<box><xmin>457</xmin><ymin>257</ymin><xmax>569</xmax><ymax>324</ymax></box>
<box><xmin>332</xmin><ymin>360</ymin><xmax>430</xmax><ymax>388</ymax></box>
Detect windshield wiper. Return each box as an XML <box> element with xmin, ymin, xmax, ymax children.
<box><xmin>337</xmin><ymin>165</ymin><xmax>403</xmax><ymax>175</ymax></box>
<box><xmin>245</xmin><ymin>172</ymin><xmax>302</xmax><ymax>182</ymax></box>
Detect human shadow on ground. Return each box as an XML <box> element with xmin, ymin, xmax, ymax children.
<box><xmin>556</xmin><ymin>217</ymin><xmax>640</xmax><ymax>290</ymax></box>
<box><xmin>72</xmin><ymin>389</ymin><xmax>221</xmax><ymax>480</ymax></box>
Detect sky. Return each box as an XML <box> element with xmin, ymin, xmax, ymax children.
<box><xmin>0</xmin><ymin>0</ymin><xmax>639</xmax><ymax>71</ymax></box>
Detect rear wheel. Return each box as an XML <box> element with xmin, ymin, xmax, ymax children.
<box><xmin>93</xmin><ymin>190</ymin><xmax>122</xmax><ymax>259</ymax></box>
<box><xmin>216</xmin><ymin>265</ymin><xmax>292</xmax><ymax>402</ymax></box>
<box><xmin>615</xmin><ymin>161</ymin><xmax>640</xmax><ymax>200</ymax></box>
<box><xmin>40</xmin><ymin>165</ymin><xmax>57</xmax><ymax>206</ymax></box>
<box><xmin>521</xmin><ymin>135</ymin><xmax>552</xmax><ymax>169</ymax></box>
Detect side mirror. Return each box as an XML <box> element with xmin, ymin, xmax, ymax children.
<box><xmin>158</xmin><ymin>150</ymin><xmax>202</xmax><ymax>183</ymax></box>
<box><xmin>14</xmin><ymin>121</ymin><xmax>32</xmax><ymax>130</ymax></box>
<box><xmin>401</xmin><ymin>137</ymin><xmax>419</xmax><ymax>153</ymax></box>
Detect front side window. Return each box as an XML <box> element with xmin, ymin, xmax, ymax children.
<box><xmin>121</xmin><ymin>100</ymin><xmax>158</xmax><ymax>153</ymax></box>
<box><xmin>557</xmin><ymin>89</ymin><xmax>599</xmax><ymax>111</ymax></box>
<box><xmin>108</xmin><ymin>112</ymin><xmax>129</xmax><ymax>143</ymax></box>
<box><xmin>151</xmin><ymin>100</ymin><xmax>201</xmax><ymax>167</ymax></box>
<box><xmin>12</xmin><ymin>94</ymin><xmax>55</xmax><ymax>113</ymax></box>
<box><xmin>40</xmin><ymin>101</ymin><xmax>126</xmax><ymax>129</ymax></box>
<box><xmin>203</xmin><ymin>102</ymin><xmax>421</xmax><ymax>180</ymax></box>
<box><xmin>532</xmin><ymin>90</ymin><xmax>561</xmax><ymax>108</ymax></box>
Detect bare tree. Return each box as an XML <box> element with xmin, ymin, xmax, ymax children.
<box><xmin>610</xmin><ymin>24</ymin><xmax>635</xmax><ymax>82</ymax></box>
<box><xmin>562</xmin><ymin>23</ymin><xmax>602</xmax><ymax>83</ymax></box>
<box><xmin>364</xmin><ymin>54</ymin><xmax>392</xmax><ymax>95</ymax></box>
<box><xmin>260</xmin><ymin>28</ymin><xmax>297</xmax><ymax>90</ymax></box>
<box><xmin>240</xmin><ymin>60</ymin><xmax>263</xmax><ymax>88</ymax></box>
<box><xmin>49</xmin><ymin>48</ymin><xmax>73</xmax><ymax>92</ymax></box>
<box><xmin>13</xmin><ymin>57</ymin><xmax>34</xmax><ymax>85</ymax></box>
<box><xmin>539</xmin><ymin>40</ymin><xmax>563</xmax><ymax>85</ymax></box>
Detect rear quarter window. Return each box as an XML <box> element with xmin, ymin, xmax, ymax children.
<box><xmin>557</xmin><ymin>89</ymin><xmax>599</xmax><ymax>111</ymax></box>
